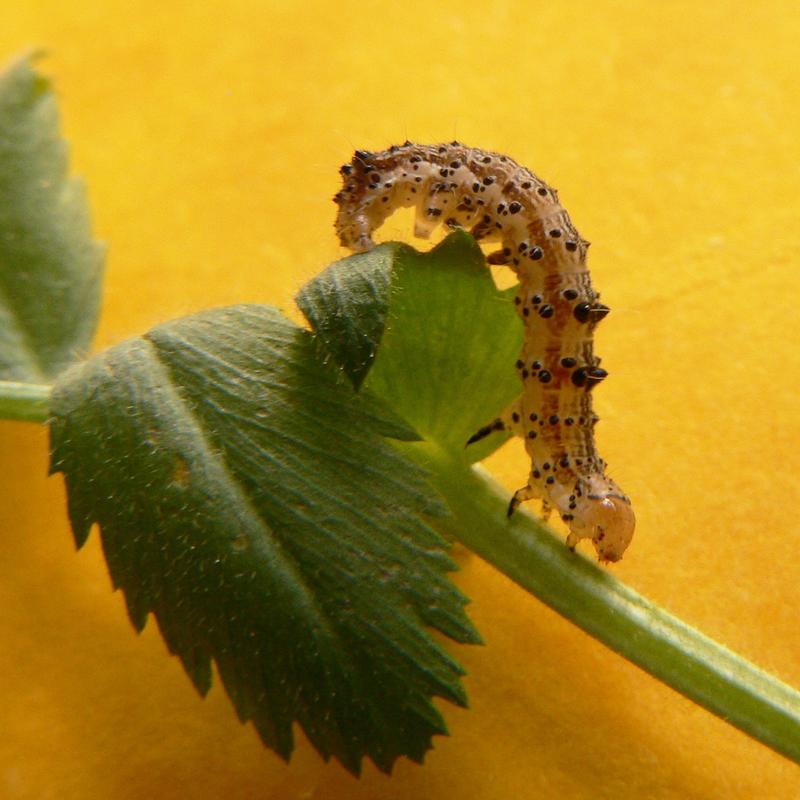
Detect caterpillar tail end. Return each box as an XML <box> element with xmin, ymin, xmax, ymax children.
<box><xmin>575</xmin><ymin>496</ymin><xmax>636</xmax><ymax>563</ymax></box>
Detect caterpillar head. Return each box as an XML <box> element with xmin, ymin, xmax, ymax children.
<box><xmin>334</xmin><ymin>208</ymin><xmax>375</xmax><ymax>253</ymax></box>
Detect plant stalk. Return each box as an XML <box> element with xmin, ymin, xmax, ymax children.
<box><xmin>0</xmin><ymin>380</ymin><xmax>51</xmax><ymax>423</ymax></box>
<box><xmin>415</xmin><ymin>441</ymin><xmax>800</xmax><ymax>765</ymax></box>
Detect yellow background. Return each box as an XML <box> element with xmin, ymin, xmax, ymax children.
<box><xmin>2</xmin><ymin>2</ymin><xmax>800</xmax><ymax>798</ymax></box>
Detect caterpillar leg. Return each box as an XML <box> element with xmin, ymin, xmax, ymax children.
<box><xmin>414</xmin><ymin>215</ymin><xmax>438</xmax><ymax>239</ymax></box>
<box><xmin>465</xmin><ymin>418</ymin><xmax>504</xmax><ymax>446</ymax></box>
<box><xmin>487</xmin><ymin>249</ymin><xmax>511</xmax><ymax>265</ymax></box>
<box><xmin>470</xmin><ymin>218</ymin><xmax>495</xmax><ymax>241</ymax></box>
<box><xmin>414</xmin><ymin>191</ymin><xmax>455</xmax><ymax>239</ymax></box>
<box><xmin>465</xmin><ymin>396</ymin><xmax>524</xmax><ymax>446</ymax></box>
<box><xmin>566</xmin><ymin>530</ymin><xmax>580</xmax><ymax>553</ymax></box>
<box><xmin>507</xmin><ymin>471</ymin><xmax>552</xmax><ymax>519</ymax></box>
<box><xmin>507</xmin><ymin>484</ymin><xmax>538</xmax><ymax>518</ymax></box>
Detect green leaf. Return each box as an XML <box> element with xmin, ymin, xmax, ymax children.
<box><xmin>297</xmin><ymin>230</ymin><xmax>523</xmax><ymax>460</ymax></box>
<box><xmin>296</xmin><ymin>244</ymin><xmax>395</xmax><ymax>389</ymax></box>
<box><xmin>49</xmin><ymin>304</ymin><xmax>479</xmax><ymax>774</ymax></box>
<box><xmin>300</xmin><ymin>231</ymin><xmax>800</xmax><ymax>766</ymax></box>
<box><xmin>0</xmin><ymin>52</ymin><xmax>104</xmax><ymax>382</ymax></box>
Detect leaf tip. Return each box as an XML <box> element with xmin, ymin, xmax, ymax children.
<box><xmin>429</xmin><ymin>228</ymin><xmax>486</xmax><ymax>265</ymax></box>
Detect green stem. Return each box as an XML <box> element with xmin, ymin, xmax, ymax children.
<box><xmin>0</xmin><ymin>380</ymin><xmax>51</xmax><ymax>423</ymax></box>
<box><xmin>415</xmin><ymin>441</ymin><xmax>800</xmax><ymax>765</ymax></box>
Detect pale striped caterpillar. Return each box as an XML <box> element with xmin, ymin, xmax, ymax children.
<box><xmin>333</xmin><ymin>142</ymin><xmax>635</xmax><ymax>562</ymax></box>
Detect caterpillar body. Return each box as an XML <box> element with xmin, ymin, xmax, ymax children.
<box><xmin>333</xmin><ymin>142</ymin><xmax>634</xmax><ymax>562</ymax></box>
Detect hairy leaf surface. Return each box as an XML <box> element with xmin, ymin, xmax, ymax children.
<box><xmin>49</xmin><ymin>304</ymin><xmax>479</xmax><ymax>774</ymax></box>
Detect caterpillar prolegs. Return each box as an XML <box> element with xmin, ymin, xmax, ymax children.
<box><xmin>333</xmin><ymin>142</ymin><xmax>635</xmax><ymax>562</ymax></box>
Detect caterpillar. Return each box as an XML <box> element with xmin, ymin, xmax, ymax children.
<box><xmin>333</xmin><ymin>142</ymin><xmax>635</xmax><ymax>562</ymax></box>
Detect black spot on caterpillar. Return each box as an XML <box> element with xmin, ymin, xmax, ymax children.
<box><xmin>334</xmin><ymin>142</ymin><xmax>634</xmax><ymax>562</ymax></box>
